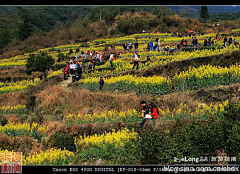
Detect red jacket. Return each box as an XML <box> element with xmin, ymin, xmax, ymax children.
<box><xmin>149</xmin><ymin>108</ymin><xmax>158</xmax><ymax>119</ymax></box>
<box><xmin>64</xmin><ymin>66</ymin><xmax>69</xmax><ymax>74</ymax></box>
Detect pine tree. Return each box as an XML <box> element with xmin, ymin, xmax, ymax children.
<box><xmin>200</xmin><ymin>6</ymin><xmax>209</xmax><ymax>23</ymax></box>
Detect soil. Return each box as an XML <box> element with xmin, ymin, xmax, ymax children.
<box><xmin>58</xmin><ymin>75</ymin><xmax>73</xmax><ymax>90</ymax></box>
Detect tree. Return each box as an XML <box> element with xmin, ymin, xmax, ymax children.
<box><xmin>104</xmin><ymin>11</ymin><xmax>115</xmax><ymax>26</ymax></box>
<box><xmin>18</xmin><ymin>17</ymin><xmax>34</xmax><ymax>41</ymax></box>
<box><xmin>0</xmin><ymin>27</ymin><xmax>11</xmax><ymax>49</ymax></box>
<box><xmin>200</xmin><ymin>6</ymin><xmax>209</xmax><ymax>23</ymax></box>
<box><xmin>26</xmin><ymin>53</ymin><xmax>54</xmax><ymax>76</ymax></box>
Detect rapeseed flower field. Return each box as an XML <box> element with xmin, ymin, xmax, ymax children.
<box><xmin>0</xmin><ymin>104</ymin><xmax>27</xmax><ymax>114</ymax></box>
<box><xmin>22</xmin><ymin>148</ymin><xmax>75</xmax><ymax>165</ymax></box>
<box><xmin>159</xmin><ymin>99</ymin><xmax>230</xmax><ymax>120</ymax></box>
<box><xmin>75</xmin><ymin>127</ymin><xmax>138</xmax><ymax>150</ymax></box>
<box><xmin>80</xmin><ymin>64</ymin><xmax>240</xmax><ymax>96</ymax></box>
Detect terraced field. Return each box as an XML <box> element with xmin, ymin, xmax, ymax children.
<box><xmin>1</xmin><ymin>31</ymin><xmax>240</xmax><ymax>165</ymax></box>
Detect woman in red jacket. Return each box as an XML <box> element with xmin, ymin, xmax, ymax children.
<box><xmin>149</xmin><ymin>103</ymin><xmax>158</xmax><ymax>119</ymax></box>
<box><xmin>63</xmin><ymin>63</ymin><xmax>69</xmax><ymax>80</ymax></box>
<box><xmin>140</xmin><ymin>103</ymin><xmax>158</xmax><ymax>128</ymax></box>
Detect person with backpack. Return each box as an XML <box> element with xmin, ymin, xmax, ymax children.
<box><xmin>109</xmin><ymin>52</ymin><xmax>114</xmax><ymax>68</ymax></box>
<box><xmin>98</xmin><ymin>77</ymin><xmax>104</xmax><ymax>92</ymax></box>
<box><xmin>132</xmin><ymin>50</ymin><xmax>140</xmax><ymax>70</ymax></box>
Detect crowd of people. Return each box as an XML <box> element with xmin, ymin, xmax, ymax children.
<box><xmin>63</xmin><ymin>32</ymin><xmax>238</xmax><ymax>84</ymax></box>
<box><xmin>63</xmin><ymin>50</ymin><xmax>103</xmax><ymax>82</ymax></box>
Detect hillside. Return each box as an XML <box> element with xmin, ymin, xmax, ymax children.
<box><xmin>209</xmin><ymin>12</ymin><xmax>240</xmax><ymax>21</ymax></box>
<box><xmin>2</xmin><ymin>5</ymin><xmax>240</xmax><ymax>58</ymax></box>
<box><xmin>1</xmin><ymin>6</ymin><xmax>240</xmax><ymax>166</ymax></box>
<box><xmin>1</xmin><ymin>28</ymin><xmax>240</xmax><ymax>165</ymax></box>
<box><xmin>0</xmin><ymin>6</ymin><xmax>174</xmax><ymax>51</ymax></box>
<box><xmin>3</xmin><ymin>7</ymin><xmax>240</xmax><ymax>59</ymax></box>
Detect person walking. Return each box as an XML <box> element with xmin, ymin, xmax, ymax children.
<box><xmin>63</xmin><ymin>63</ymin><xmax>69</xmax><ymax>80</ymax></box>
<box><xmin>98</xmin><ymin>77</ymin><xmax>104</xmax><ymax>92</ymax></box>
<box><xmin>228</xmin><ymin>36</ymin><xmax>232</xmax><ymax>46</ymax></box>
<box><xmin>109</xmin><ymin>52</ymin><xmax>114</xmax><ymax>68</ymax></box>
<box><xmin>149</xmin><ymin>41</ymin><xmax>153</xmax><ymax>51</ymax></box>
<box><xmin>204</xmin><ymin>39</ymin><xmax>208</xmax><ymax>47</ymax></box>
<box><xmin>135</xmin><ymin>42</ymin><xmax>138</xmax><ymax>50</ymax></box>
<box><xmin>194</xmin><ymin>37</ymin><xmax>198</xmax><ymax>47</ymax></box>
<box><xmin>123</xmin><ymin>42</ymin><xmax>127</xmax><ymax>51</ymax></box>
<box><xmin>128</xmin><ymin>41</ymin><xmax>133</xmax><ymax>51</ymax></box>
<box><xmin>70</xmin><ymin>62</ymin><xmax>75</xmax><ymax>75</ymax></box>
<box><xmin>147</xmin><ymin>42</ymin><xmax>150</xmax><ymax>51</ymax></box>
<box><xmin>132</xmin><ymin>50</ymin><xmax>140</xmax><ymax>70</ymax></box>
<box><xmin>234</xmin><ymin>38</ymin><xmax>237</xmax><ymax>46</ymax></box>
<box><xmin>224</xmin><ymin>36</ymin><xmax>227</xmax><ymax>45</ymax></box>
<box><xmin>99</xmin><ymin>53</ymin><xmax>103</xmax><ymax>62</ymax></box>
<box><xmin>82</xmin><ymin>58</ymin><xmax>86</xmax><ymax>71</ymax></box>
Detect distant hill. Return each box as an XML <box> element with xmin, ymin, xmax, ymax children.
<box><xmin>0</xmin><ymin>6</ymin><xmax>17</xmax><ymax>16</ymax></box>
<box><xmin>168</xmin><ymin>6</ymin><xmax>240</xmax><ymax>18</ymax></box>
<box><xmin>209</xmin><ymin>12</ymin><xmax>240</xmax><ymax>21</ymax></box>
<box><xmin>0</xmin><ymin>6</ymin><xmax>175</xmax><ymax>32</ymax></box>
<box><xmin>0</xmin><ymin>6</ymin><xmax>174</xmax><ymax>50</ymax></box>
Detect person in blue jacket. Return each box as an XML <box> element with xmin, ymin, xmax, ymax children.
<box><xmin>149</xmin><ymin>41</ymin><xmax>153</xmax><ymax>51</ymax></box>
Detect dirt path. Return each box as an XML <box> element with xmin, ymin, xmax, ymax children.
<box><xmin>58</xmin><ymin>75</ymin><xmax>73</xmax><ymax>90</ymax></box>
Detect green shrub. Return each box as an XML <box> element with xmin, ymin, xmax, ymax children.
<box><xmin>26</xmin><ymin>52</ymin><xmax>54</xmax><ymax>73</ymax></box>
<box><xmin>226</xmin><ymin>122</ymin><xmax>240</xmax><ymax>160</ymax></box>
<box><xmin>77</xmin><ymin>138</ymin><xmax>140</xmax><ymax>165</ymax></box>
<box><xmin>80</xmin><ymin>42</ymin><xmax>90</xmax><ymax>48</ymax></box>
<box><xmin>140</xmin><ymin>127</ymin><xmax>176</xmax><ymax>164</ymax></box>
<box><xmin>23</xmin><ymin>47</ymin><xmax>35</xmax><ymax>53</ymax></box>
<box><xmin>140</xmin><ymin>119</ymin><xmax>228</xmax><ymax>164</ymax></box>
<box><xmin>223</xmin><ymin>101</ymin><xmax>240</xmax><ymax>123</ymax></box>
<box><xmin>57</xmin><ymin>53</ymin><xmax>67</xmax><ymax>62</ymax></box>
<box><xmin>68</xmin><ymin>49</ymin><xmax>73</xmax><ymax>54</ymax></box>
<box><xmin>49</xmin><ymin>132</ymin><xmax>76</xmax><ymax>152</ymax></box>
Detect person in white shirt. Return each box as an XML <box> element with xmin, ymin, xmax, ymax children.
<box><xmin>69</xmin><ymin>62</ymin><xmax>76</xmax><ymax>74</ymax></box>
<box><xmin>132</xmin><ymin>50</ymin><xmax>140</xmax><ymax>70</ymax></box>
<box><xmin>99</xmin><ymin>53</ymin><xmax>103</xmax><ymax>62</ymax></box>
<box><xmin>109</xmin><ymin>52</ymin><xmax>114</xmax><ymax>68</ymax></box>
